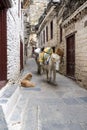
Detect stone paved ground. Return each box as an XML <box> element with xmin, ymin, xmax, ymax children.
<box><xmin>0</xmin><ymin>58</ymin><xmax>87</xmax><ymax>130</ymax></box>
<box><xmin>0</xmin><ymin>105</ymin><xmax>8</xmax><ymax>130</ymax></box>
<box><xmin>19</xmin><ymin>58</ymin><xmax>87</xmax><ymax>130</ymax></box>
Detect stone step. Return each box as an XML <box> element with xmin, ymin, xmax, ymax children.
<box><xmin>0</xmin><ymin>83</ymin><xmax>20</xmax><ymax>118</ymax></box>
<box><xmin>0</xmin><ymin>105</ymin><xmax>8</xmax><ymax>130</ymax></box>
<box><xmin>0</xmin><ymin>83</ymin><xmax>21</xmax><ymax>130</ymax></box>
<box><xmin>7</xmin><ymin>94</ymin><xmax>29</xmax><ymax>130</ymax></box>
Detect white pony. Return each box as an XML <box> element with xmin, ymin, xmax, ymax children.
<box><xmin>44</xmin><ymin>48</ymin><xmax>64</xmax><ymax>84</ymax></box>
<box><xmin>44</xmin><ymin>52</ymin><xmax>60</xmax><ymax>84</ymax></box>
<box><xmin>48</xmin><ymin>53</ymin><xmax>60</xmax><ymax>83</ymax></box>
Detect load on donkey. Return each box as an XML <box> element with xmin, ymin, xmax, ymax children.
<box><xmin>34</xmin><ymin>47</ymin><xmax>64</xmax><ymax>84</ymax></box>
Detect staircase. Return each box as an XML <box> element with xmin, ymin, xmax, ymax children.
<box><xmin>0</xmin><ymin>78</ymin><xmax>41</xmax><ymax>130</ymax></box>
<box><xmin>0</xmin><ymin>82</ymin><xmax>20</xmax><ymax>130</ymax></box>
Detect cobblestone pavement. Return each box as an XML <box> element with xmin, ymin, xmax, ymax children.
<box><xmin>19</xmin><ymin>58</ymin><xmax>87</xmax><ymax>130</ymax></box>
<box><xmin>0</xmin><ymin>57</ymin><xmax>87</xmax><ymax>130</ymax></box>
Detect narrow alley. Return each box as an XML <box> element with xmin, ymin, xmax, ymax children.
<box><xmin>1</xmin><ymin>57</ymin><xmax>86</xmax><ymax>130</ymax></box>
<box><xmin>0</xmin><ymin>0</ymin><xmax>87</xmax><ymax>130</ymax></box>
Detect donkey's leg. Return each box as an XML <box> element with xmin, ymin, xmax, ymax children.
<box><xmin>53</xmin><ymin>69</ymin><xmax>56</xmax><ymax>81</ymax></box>
<box><xmin>46</xmin><ymin>65</ymin><xmax>49</xmax><ymax>81</ymax></box>
<box><xmin>37</xmin><ymin>63</ymin><xmax>40</xmax><ymax>74</ymax></box>
<box><xmin>53</xmin><ymin>64</ymin><xmax>57</xmax><ymax>84</ymax></box>
<box><xmin>45</xmin><ymin>69</ymin><xmax>48</xmax><ymax>81</ymax></box>
<box><xmin>49</xmin><ymin>66</ymin><xmax>52</xmax><ymax>81</ymax></box>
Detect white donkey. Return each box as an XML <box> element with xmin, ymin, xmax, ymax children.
<box><xmin>44</xmin><ymin>52</ymin><xmax>60</xmax><ymax>84</ymax></box>
<box><xmin>35</xmin><ymin>47</ymin><xmax>64</xmax><ymax>84</ymax></box>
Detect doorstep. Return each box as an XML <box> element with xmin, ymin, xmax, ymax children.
<box><xmin>0</xmin><ymin>82</ymin><xmax>20</xmax><ymax>118</ymax></box>
<box><xmin>0</xmin><ymin>80</ymin><xmax>7</xmax><ymax>90</ymax></box>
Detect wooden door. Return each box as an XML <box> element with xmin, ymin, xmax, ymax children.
<box><xmin>0</xmin><ymin>10</ymin><xmax>7</xmax><ymax>81</ymax></box>
<box><xmin>66</xmin><ymin>34</ymin><xmax>75</xmax><ymax>77</ymax></box>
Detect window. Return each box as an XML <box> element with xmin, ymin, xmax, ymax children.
<box><xmin>50</xmin><ymin>20</ymin><xmax>53</xmax><ymax>39</ymax></box>
<box><xmin>46</xmin><ymin>26</ymin><xmax>48</xmax><ymax>42</ymax></box>
<box><xmin>84</xmin><ymin>20</ymin><xmax>87</xmax><ymax>27</ymax></box>
<box><xmin>43</xmin><ymin>30</ymin><xmax>45</xmax><ymax>44</ymax></box>
<box><xmin>41</xmin><ymin>34</ymin><xmax>42</xmax><ymax>46</ymax></box>
<box><xmin>60</xmin><ymin>24</ymin><xmax>62</xmax><ymax>42</ymax></box>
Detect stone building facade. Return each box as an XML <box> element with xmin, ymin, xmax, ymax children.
<box><xmin>61</xmin><ymin>0</ymin><xmax>87</xmax><ymax>88</ymax></box>
<box><xmin>37</xmin><ymin>0</ymin><xmax>87</xmax><ymax>88</ymax></box>
<box><xmin>0</xmin><ymin>0</ymin><xmax>24</xmax><ymax>85</ymax></box>
<box><xmin>37</xmin><ymin>1</ymin><xmax>58</xmax><ymax>48</ymax></box>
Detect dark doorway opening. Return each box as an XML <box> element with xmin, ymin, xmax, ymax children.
<box><xmin>66</xmin><ymin>34</ymin><xmax>75</xmax><ymax>78</ymax></box>
<box><xmin>0</xmin><ymin>10</ymin><xmax>7</xmax><ymax>89</ymax></box>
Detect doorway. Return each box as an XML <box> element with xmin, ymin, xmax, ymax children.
<box><xmin>66</xmin><ymin>34</ymin><xmax>75</xmax><ymax>78</ymax></box>
<box><xmin>0</xmin><ymin>10</ymin><xmax>7</xmax><ymax>88</ymax></box>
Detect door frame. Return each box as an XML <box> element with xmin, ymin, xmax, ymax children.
<box><xmin>0</xmin><ymin>9</ymin><xmax>7</xmax><ymax>81</ymax></box>
<box><xmin>66</xmin><ymin>33</ymin><xmax>76</xmax><ymax>79</ymax></box>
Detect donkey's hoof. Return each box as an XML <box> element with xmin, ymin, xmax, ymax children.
<box><xmin>53</xmin><ymin>81</ymin><xmax>57</xmax><ymax>85</ymax></box>
<box><xmin>49</xmin><ymin>77</ymin><xmax>51</xmax><ymax>81</ymax></box>
<box><xmin>47</xmin><ymin>78</ymin><xmax>50</xmax><ymax>83</ymax></box>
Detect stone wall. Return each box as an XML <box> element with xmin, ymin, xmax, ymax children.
<box><xmin>7</xmin><ymin>0</ymin><xmax>21</xmax><ymax>81</ymax></box>
<box><xmin>46</xmin><ymin>16</ymin><xmax>57</xmax><ymax>47</ymax></box>
<box><xmin>38</xmin><ymin>15</ymin><xmax>57</xmax><ymax>48</ymax></box>
<box><xmin>75</xmin><ymin>15</ymin><xmax>87</xmax><ymax>88</ymax></box>
<box><xmin>51</xmin><ymin>16</ymin><xmax>58</xmax><ymax>47</ymax></box>
<box><xmin>38</xmin><ymin>3</ymin><xmax>58</xmax><ymax>48</ymax></box>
